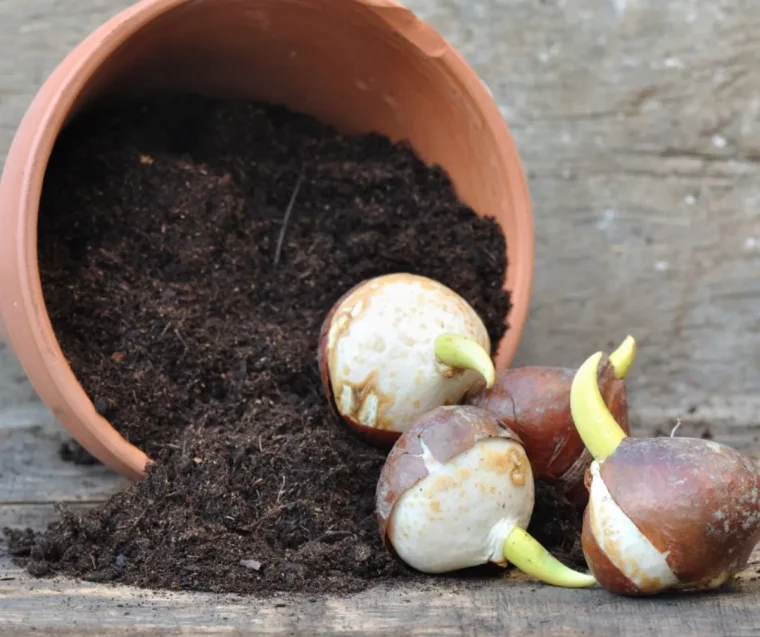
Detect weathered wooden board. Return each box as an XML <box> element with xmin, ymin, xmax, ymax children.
<box><xmin>401</xmin><ymin>0</ymin><xmax>760</xmax><ymax>427</ymax></box>
<box><xmin>2</xmin><ymin>439</ymin><xmax>759</xmax><ymax>637</ymax></box>
<box><xmin>0</xmin><ymin>343</ymin><xmax>127</xmax><ymax>504</ymax></box>
<box><xmin>0</xmin><ymin>423</ymin><xmax>127</xmax><ymax>504</ymax></box>
<box><xmin>0</xmin><ymin>547</ymin><xmax>759</xmax><ymax>637</ymax></box>
<box><xmin>2</xmin><ymin>0</ymin><xmax>760</xmax><ymax>635</ymax></box>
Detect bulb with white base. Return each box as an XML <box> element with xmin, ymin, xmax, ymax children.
<box><xmin>570</xmin><ymin>337</ymin><xmax>760</xmax><ymax>596</ymax></box>
<box><xmin>375</xmin><ymin>404</ymin><xmax>597</xmax><ymax>588</ymax></box>
<box><xmin>318</xmin><ymin>273</ymin><xmax>496</xmax><ymax>446</ymax></box>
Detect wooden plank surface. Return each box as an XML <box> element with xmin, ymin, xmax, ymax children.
<box><xmin>2</xmin><ymin>0</ymin><xmax>760</xmax><ymax>635</ymax></box>
<box><xmin>0</xmin><ymin>340</ymin><xmax>127</xmax><ymax>505</ymax></box>
<box><xmin>411</xmin><ymin>0</ymin><xmax>760</xmax><ymax>423</ymax></box>
<box><xmin>0</xmin><ymin>424</ymin><xmax>128</xmax><ymax>504</ymax></box>
<box><xmin>0</xmin><ymin>554</ymin><xmax>759</xmax><ymax>636</ymax></box>
<box><xmin>1</xmin><ymin>488</ymin><xmax>759</xmax><ymax>636</ymax></box>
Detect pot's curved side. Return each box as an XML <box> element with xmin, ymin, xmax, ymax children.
<box><xmin>0</xmin><ymin>0</ymin><xmax>533</xmax><ymax>480</ymax></box>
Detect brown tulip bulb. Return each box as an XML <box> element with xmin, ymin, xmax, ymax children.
<box><xmin>375</xmin><ymin>404</ymin><xmax>597</xmax><ymax>588</ymax></box>
<box><xmin>464</xmin><ymin>337</ymin><xmax>635</xmax><ymax>507</ymax></box>
<box><xmin>570</xmin><ymin>338</ymin><xmax>760</xmax><ymax>596</ymax></box>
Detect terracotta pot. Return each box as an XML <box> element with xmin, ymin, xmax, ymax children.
<box><xmin>0</xmin><ymin>0</ymin><xmax>534</xmax><ymax>480</ymax></box>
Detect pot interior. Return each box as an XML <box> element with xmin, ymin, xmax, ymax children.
<box><xmin>64</xmin><ymin>1</ymin><xmax>528</xmax><ymax>363</ymax></box>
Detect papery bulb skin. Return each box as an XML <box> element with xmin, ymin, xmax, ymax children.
<box><xmin>318</xmin><ymin>273</ymin><xmax>493</xmax><ymax>446</ymax></box>
<box><xmin>465</xmin><ymin>355</ymin><xmax>630</xmax><ymax>506</ymax></box>
<box><xmin>582</xmin><ymin>436</ymin><xmax>760</xmax><ymax>596</ymax></box>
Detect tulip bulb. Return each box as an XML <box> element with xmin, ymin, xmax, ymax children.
<box><xmin>318</xmin><ymin>273</ymin><xmax>496</xmax><ymax>445</ymax></box>
<box><xmin>375</xmin><ymin>404</ymin><xmax>597</xmax><ymax>588</ymax></box>
<box><xmin>570</xmin><ymin>337</ymin><xmax>760</xmax><ymax>596</ymax></box>
<box><xmin>464</xmin><ymin>336</ymin><xmax>635</xmax><ymax>507</ymax></box>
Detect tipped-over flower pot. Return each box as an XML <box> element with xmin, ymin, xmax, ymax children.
<box><xmin>0</xmin><ymin>0</ymin><xmax>534</xmax><ymax>479</ymax></box>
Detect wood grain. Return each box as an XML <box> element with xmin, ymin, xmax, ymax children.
<box><xmin>0</xmin><ymin>344</ymin><xmax>127</xmax><ymax>505</ymax></box>
<box><xmin>1</xmin><ymin>448</ymin><xmax>759</xmax><ymax>636</ymax></box>
<box><xmin>0</xmin><ymin>423</ymin><xmax>127</xmax><ymax>504</ymax></box>
<box><xmin>0</xmin><ymin>549</ymin><xmax>758</xmax><ymax>636</ymax></box>
<box><xmin>411</xmin><ymin>0</ymin><xmax>760</xmax><ymax>423</ymax></box>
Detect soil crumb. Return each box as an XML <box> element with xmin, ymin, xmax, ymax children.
<box><xmin>5</xmin><ymin>95</ymin><xmax>578</xmax><ymax>596</ymax></box>
<box><xmin>530</xmin><ymin>482</ymin><xmax>586</xmax><ymax>569</ymax></box>
<box><xmin>3</xmin><ymin>528</ymin><xmax>38</xmax><ymax>558</ymax></box>
<box><xmin>59</xmin><ymin>440</ymin><xmax>99</xmax><ymax>466</ymax></box>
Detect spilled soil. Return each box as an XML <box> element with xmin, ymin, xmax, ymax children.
<box><xmin>4</xmin><ymin>95</ymin><xmax>583</xmax><ymax>596</ymax></box>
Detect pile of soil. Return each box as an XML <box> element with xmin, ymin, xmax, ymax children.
<box><xmin>4</xmin><ymin>95</ymin><xmax>582</xmax><ymax>596</ymax></box>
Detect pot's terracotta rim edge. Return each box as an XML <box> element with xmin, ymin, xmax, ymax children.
<box><xmin>0</xmin><ymin>0</ymin><xmax>534</xmax><ymax>481</ymax></box>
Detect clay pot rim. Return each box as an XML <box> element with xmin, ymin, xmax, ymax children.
<box><xmin>0</xmin><ymin>0</ymin><xmax>534</xmax><ymax>481</ymax></box>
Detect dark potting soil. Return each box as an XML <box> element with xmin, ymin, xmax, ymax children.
<box><xmin>58</xmin><ymin>440</ymin><xmax>99</xmax><ymax>466</ymax></box>
<box><xmin>6</xmin><ymin>95</ymin><xmax>584</xmax><ymax>596</ymax></box>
